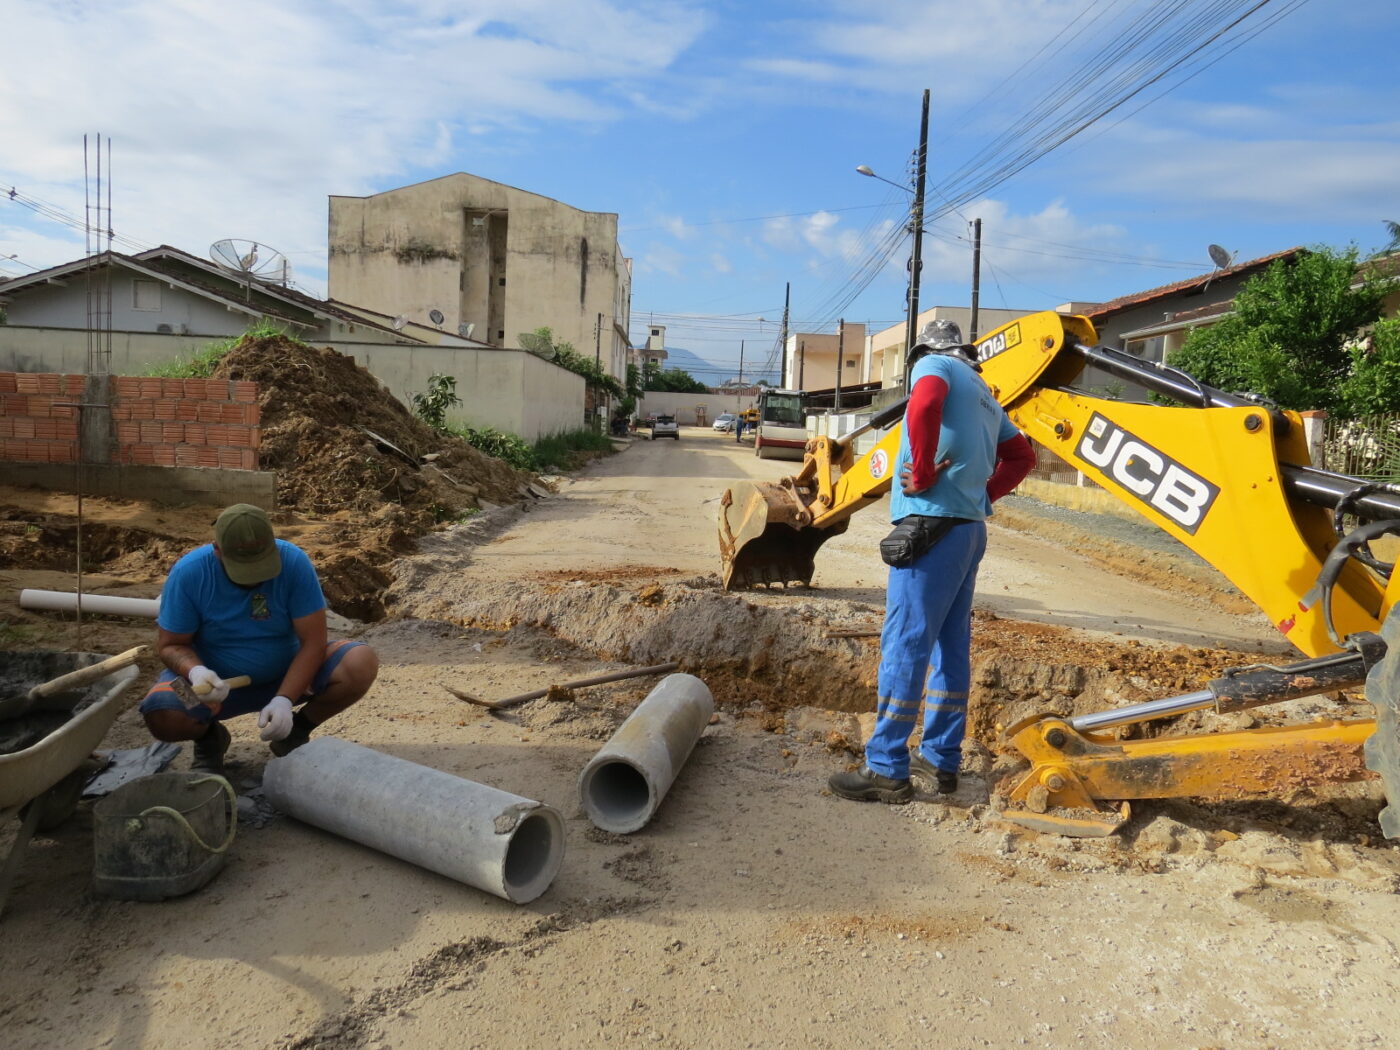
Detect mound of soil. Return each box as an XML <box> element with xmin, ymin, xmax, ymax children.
<box><xmin>214</xmin><ymin>336</ymin><xmax>530</xmax><ymax>529</ymax></box>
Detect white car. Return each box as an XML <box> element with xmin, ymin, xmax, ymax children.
<box><xmin>651</xmin><ymin>415</ymin><xmax>679</xmax><ymax>440</ymax></box>
<box><xmin>713</xmin><ymin>413</ymin><xmax>738</xmax><ymax>432</ymax></box>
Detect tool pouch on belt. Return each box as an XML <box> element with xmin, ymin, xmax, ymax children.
<box><xmin>879</xmin><ymin>515</ymin><xmax>967</xmax><ymax>568</ymax></box>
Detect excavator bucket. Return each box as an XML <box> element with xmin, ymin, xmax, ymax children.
<box><xmin>718</xmin><ymin>479</ymin><xmax>848</xmax><ymax>590</ymax></box>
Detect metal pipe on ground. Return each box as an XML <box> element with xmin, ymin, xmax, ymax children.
<box><xmin>263</xmin><ymin>737</ymin><xmax>564</xmax><ymax>903</ymax></box>
<box><xmin>578</xmin><ymin>672</ymin><xmax>714</xmax><ymax>834</ymax></box>
<box><xmin>20</xmin><ymin>589</ymin><xmax>158</xmax><ymax>618</ymax></box>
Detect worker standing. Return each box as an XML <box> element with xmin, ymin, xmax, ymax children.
<box><xmin>138</xmin><ymin>504</ymin><xmax>379</xmax><ymax>775</ymax></box>
<box><xmin>829</xmin><ymin>320</ymin><xmax>1034</xmax><ymax>804</ymax></box>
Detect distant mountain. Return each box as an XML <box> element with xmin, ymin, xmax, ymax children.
<box><xmin>654</xmin><ymin>344</ymin><xmax>780</xmax><ymax>389</ymax></box>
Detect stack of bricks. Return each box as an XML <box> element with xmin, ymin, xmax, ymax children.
<box><xmin>112</xmin><ymin>377</ymin><xmax>261</xmax><ymax>470</ymax></box>
<box><xmin>0</xmin><ymin>372</ymin><xmax>261</xmax><ymax>470</ymax></box>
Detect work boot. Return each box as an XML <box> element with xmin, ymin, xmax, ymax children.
<box><xmin>269</xmin><ymin>711</ymin><xmax>315</xmax><ymax>758</ymax></box>
<box><xmin>190</xmin><ymin>719</ymin><xmax>231</xmax><ymax>775</ymax></box>
<box><xmin>828</xmin><ymin>765</ymin><xmax>913</xmax><ymax>804</ymax></box>
<box><xmin>910</xmin><ymin>751</ymin><xmax>958</xmax><ymax>795</ymax></box>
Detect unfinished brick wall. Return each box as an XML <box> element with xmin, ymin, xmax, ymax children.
<box><xmin>0</xmin><ymin>373</ymin><xmax>261</xmax><ymax>469</ymax></box>
<box><xmin>0</xmin><ymin>373</ymin><xmax>84</xmax><ymax>463</ymax></box>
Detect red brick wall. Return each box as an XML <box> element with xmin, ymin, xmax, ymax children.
<box><xmin>0</xmin><ymin>373</ymin><xmax>261</xmax><ymax>470</ymax></box>
<box><xmin>0</xmin><ymin>373</ymin><xmax>84</xmax><ymax>463</ymax></box>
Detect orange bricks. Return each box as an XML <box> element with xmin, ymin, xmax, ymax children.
<box><xmin>0</xmin><ymin>371</ymin><xmax>263</xmax><ymax>472</ymax></box>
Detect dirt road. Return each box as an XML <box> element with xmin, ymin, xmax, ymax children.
<box><xmin>4</xmin><ymin>427</ymin><xmax>1398</xmax><ymax>1050</ymax></box>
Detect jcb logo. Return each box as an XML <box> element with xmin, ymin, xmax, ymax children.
<box><xmin>1077</xmin><ymin>414</ymin><xmax>1218</xmax><ymax>534</ymax></box>
<box><xmin>976</xmin><ymin>323</ymin><xmax>1020</xmax><ymax>362</ymax></box>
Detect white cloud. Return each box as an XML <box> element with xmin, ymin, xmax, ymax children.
<box><xmin>0</xmin><ymin>224</ymin><xmax>88</xmax><ymax>276</ymax></box>
<box><xmin>0</xmin><ymin>1</ymin><xmax>707</xmax><ymax>293</ymax></box>
<box><xmin>753</xmin><ymin>0</ymin><xmax>1098</xmax><ymax>98</ymax></box>
<box><xmin>637</xmin><ymin>243</ymin><xmax>685</xmax><ymax>277</ymax></box>
<box><xmin>1086</xmin><ymin>124</ymin><xmax>1400</xmax><ymax>222</ymax></box>
<box><xmin>745</xmin><ymin>58</ymin><xmax>847</xmax><ymax>83</ymax></box>
<box><xmin>763</xmin><ymin>211</ymin><xmax>896</xmax><ymax>263</ymax></box>
<box><xmin>919</xmin><ymin>199</ymin><xmax>1128</xmax><ymax>285</ymax></box>
<box><xmin>710</xmin><ymin>253</ymin><xmax>731</xmax><ymax>274</ymax></box>
<box><xmin>662</xmin><ymin>216</ymin><xmax>693</xmax><ymax>240</ymax></box>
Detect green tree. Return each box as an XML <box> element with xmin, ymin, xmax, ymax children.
<box><xmin>1382</xmin><ymin>220</ymin><xmax>1400</xmax><ymax>255</ymax></box>
<box><xmin>1167</xmin><ymin>246</ymin><xmax>1396</xmax><ymax>416</ymax></box>
<box><xmin>641</xmin><ymin>361</ymin><xmax>708</xmax><ymax>393</ymax></box>
<box><xmin>1337</xmin><ymin>318</ymin><xmax>1400</xmax><ymax>416</ymax></box>
<box><xmin>519</xmin><ymin>326</ymin><xmax>623</xmax><ymax>399</ymax></box>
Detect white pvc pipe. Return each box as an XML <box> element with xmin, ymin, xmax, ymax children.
<box><xmin>20</xmin><ymin>589</ymin><xmax>159</xmax><ymax>618</ymax></box>
<box><xmin>263</xmin><ymin>737</ymin><xmax>564</xmax><ymax>903</ymax></box>
<box><xmin>578</xmin><ymin>672</ymin><xmax>714</xmax><ymax>834</ymax></box>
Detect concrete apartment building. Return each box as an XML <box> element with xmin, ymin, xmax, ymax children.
<box><xmin>865</xmin><ymin>306</ymin><xmax>1033</xmax><ymax>388</ymax></box>
<box><xmin>328</xmin><ymin>173</ymin><xmax>633</xmax><ymax>386</ymax></box>
<box><xmin>636</xmin><ymin>323</ymin><xmax>668</xmax><ymax>370</ymax></box>
<box><xmin>781</xmin><ymin>321</ymin><xmax>866</xmax><ymax>391</ymax></box>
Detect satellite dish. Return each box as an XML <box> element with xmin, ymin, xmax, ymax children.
<box><xmin>1207</xmin><ymin>244</ymin><xmax>1235</xmax><ymax>270</ymax></box>
<box><xmin>458</xmin><ymin>322</ymin><xmax>475</xmax><ymax>339</ymax></box>
<box><xmin>391</xmin><ymin>316</ymin><xmax>408</xmax><ymax>331</ymax></box>
<box><xmin>210</xmin><ymin>239</ymin><xmax>291</xmax><ymax>284</ymax></box>
<box><xmin>429</xmin><ymin>309</ymin><xmax>445</xmax><ymax>326</ymax></box>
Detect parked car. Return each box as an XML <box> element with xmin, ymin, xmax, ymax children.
<box><xmin>712</xmin><ymin>412</ymin><xmax>738</xmax><ymax>432</ymax></box>
<box><xmin>651</xmin><ymin>414</ymin><xmax>680</xmax><ymax>440</ymax></box>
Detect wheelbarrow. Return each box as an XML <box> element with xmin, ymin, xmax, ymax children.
<box><xmin>0</xmin><ymin>651</ymin><xmax>142</xmax><ymax>919</ymax></box>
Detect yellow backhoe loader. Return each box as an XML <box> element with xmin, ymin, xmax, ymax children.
<box><xmin>717</xmin><ymin>311</ymin><xmax>1400</xmax><ymax>837</ymax></box>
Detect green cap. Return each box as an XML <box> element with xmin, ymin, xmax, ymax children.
<box><xmin>213</xmin><ymin>504</ymin><xmax>282</xmax><ymax>585</ymax></box>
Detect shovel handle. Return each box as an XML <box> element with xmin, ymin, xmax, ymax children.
<box><xmin>28</xmin><ymin>645</ymin><xmax>149</xmax><ymax>700</ymax></box>
<box><xmin>191</xmin><ymin>674</ymin><xmax>253</xmax><ymax>696</ymax></box>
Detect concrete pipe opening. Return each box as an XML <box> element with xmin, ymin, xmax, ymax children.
<box><xmin>580</xmin><ymin>759</ymin><xmax>655</xmax><ymax>834</ymax></box>
<box><xmin>502</xmin><ymin>808</ymin><xmax>567</xmax><ymax>904</ymax></box>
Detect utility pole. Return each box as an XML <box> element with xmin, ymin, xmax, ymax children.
<box><xmin>798</xmin><ymin>340</ymin><xmax>806</xmax><ymax>390</ymax></box>
<box><xmin>594</xmin><ymin>312</ymin><xmax>603</xmax><ymax>365</ymax></box>
<box><xmin>904</xmin><ymin>88</ymin><xmax>930</xmax><ymax>391</ymax></box>
<box><xmin>969</xmin><ymin>219</ymin><xmax>982</xmax><ymax>342</ymax></box>
<box><xmin>779</xmin><ymin>282</ymin><xmax>790</xmax><ymax>387</ymax></box>
<box><xmin>733</xmin><ymin>343</ymin><xmax>744</xmax><ymax>414</ymax></box>
<box><xmin>835</xmin><ymin>320</ymin><xmax>844</xmax><ymax>411</ymax></box>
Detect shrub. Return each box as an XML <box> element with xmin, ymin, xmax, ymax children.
<box><xmin>410</xmin><ymin>373</ymin><xmax>462</xmax><ymax>430</ymax></box>
<box><xmin>143</xmin><ymin>321</ymin><xmax>302</xmax><ymax>378</ymax></box>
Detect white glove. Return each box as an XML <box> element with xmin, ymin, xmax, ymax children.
<box><xmin>258</xmin><ymin>695</ymin><xmax>295</xmax><ymax>741</ymax></box>
<box><xmin>188</xmin><ymin>665</ymin><xmax>230</xmax><ymax>703</ymax></box>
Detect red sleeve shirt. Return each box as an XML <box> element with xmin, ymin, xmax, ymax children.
<box><xmin>987</xmin><ymin>432</ymin><xmax>1035</xmax><ymax>503</ymax></box>
<box><xmin>904</xmin><ymin>373</ymin><xmax>949</xmax><ymax>491</ymax></box>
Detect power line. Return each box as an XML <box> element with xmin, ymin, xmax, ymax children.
<box><xmin>620</xmin><ymin>202</ymin><xmax>889</xmax><ymax>235</ymax></box>
<box><xmin>2</xmin><ymin>183</ymin><xmax>152</xmax><ymax>254</ymax></box>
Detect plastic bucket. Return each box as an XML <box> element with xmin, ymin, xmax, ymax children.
<box><xmin>93</xmin><ymin>772</ymin><xmax>237</xmax><ymax>901</ymax></box>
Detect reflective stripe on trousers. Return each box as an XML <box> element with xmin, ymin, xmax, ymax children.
<box><xmin>865</xmin><ymin>519</ymin><xmax>987</xmax><ymax>779</ymax></box>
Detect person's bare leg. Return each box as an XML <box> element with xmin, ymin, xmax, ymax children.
<box><xmin>300</xmin><ymin>644</ymin><xmax>379</xmax><ymax>726</ymax></box>
<box><xmin>144</xmin><ymin>708</ymin><xmax>214</xmax><ymax>742</ymax></box>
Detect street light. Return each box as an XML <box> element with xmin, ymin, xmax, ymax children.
<box><xmin>856</xmin><ymin>90</ymin><xmax>929</xmax><ymax>389</ymax></box>
<box><xmin>855</xmin><ymin>165</ymin><xmax>910</xmax><ymax>194</ymax></box>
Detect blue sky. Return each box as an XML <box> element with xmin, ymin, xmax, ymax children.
<box><xmin>2</xmin><ymin>0</ymin><xmax>1397</xmax><ymax>385</ymax></box>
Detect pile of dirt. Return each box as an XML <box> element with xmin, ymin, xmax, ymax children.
<box><xmin>214</xmin><ymin>336</ymin><xmax>531</xmax><ymax>529</ymax></box>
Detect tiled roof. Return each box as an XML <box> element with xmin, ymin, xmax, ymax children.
<box><xmin>1083</xmin><ymin>247</ymin><xmax>1305</xmax><ymax>318</ymax></box>
<box><xmin>134</xmin><ymin>246</ymin><xmax>412</xmax><ymax>339</ymax></box>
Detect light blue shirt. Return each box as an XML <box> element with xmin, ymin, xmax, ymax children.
<box><xmin>157</xmin><ymin>539</ymin><xmax>325</xmax><ymax>685</ymax></box>
<box><xmin>889</xmin><ymin>353</ymin><xmax>1020</xmax><ymax>523</ymax></box>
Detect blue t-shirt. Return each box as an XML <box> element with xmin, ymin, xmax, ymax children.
<box><xmin>156</xmin><ymin>539</ymin><xmax>326</xmax><ymax>685</ymax></box>
<box><xmin>889</xmin><ymin>353</ymin><xmax>1021</xmax><ymax>523</ymax></box>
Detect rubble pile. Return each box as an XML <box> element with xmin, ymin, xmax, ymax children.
<box><xmin>214</xmin><ymin>335</ymin><xmax>530</xmax><ymax>526</ymax></box>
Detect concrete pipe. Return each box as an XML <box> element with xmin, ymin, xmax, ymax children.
<box><xmin>20</xmin><ymin>589</ymin><xmax>160</xmax><ymax>618</ymax></box>
<box><xmin>578</xmin><ymin>672</ymin><xmax>714</xmax><ymax>834</ymax></box>
<box><xmin>263</xmin><ymin>737</ymin><xmax>564</xmax><ymax>904</ymax></box>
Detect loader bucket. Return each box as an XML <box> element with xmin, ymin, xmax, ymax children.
<box><xmin>718</xmin><ymin>479</ymin><xmax>848</xmax><ymax>590</ymax></box>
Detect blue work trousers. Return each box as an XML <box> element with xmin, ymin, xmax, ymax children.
<box><xmin>866</xmin><ymin>519</ymin><xmax>987</xmax><ymax>779</ymax></box>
